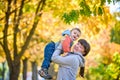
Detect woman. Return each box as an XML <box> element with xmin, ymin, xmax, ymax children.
<box><xmin>51</xmin><ymin>39</ymin><xmax>90</xmax><ymax>80</ymax></box>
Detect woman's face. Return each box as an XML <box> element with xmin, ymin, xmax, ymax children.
<box><xmin>71</xmin><ymin>29</ymin><xmax>80</xmax><ymax>41</ymax></box>
<box><xmin>73</xmin><ymin>42</ymin><xmax>85</xmax><ymax>55</ymax></box>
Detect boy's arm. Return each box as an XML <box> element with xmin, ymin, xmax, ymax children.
<box><xmin>62</xmin><ymin>30</ymin><xmax>70</xmax><ymax>36</ymax></box>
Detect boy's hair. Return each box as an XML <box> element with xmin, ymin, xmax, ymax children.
<box><xmin>78</xmin><ymin>39</ymin><xmax>90</xmax><ymax>78</ymax></box>
<box><xmin>78</xmin><ymin>39</ymin><xmax>90</xmax><ymax>56</ymax></box>
<box><xmin>71</xmin><ymin>28</ymin><xmax>81</xmax><ymax>33</ymax></box>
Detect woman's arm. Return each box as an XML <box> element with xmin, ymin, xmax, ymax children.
<box><xmin>51</xmin><ymin>43</ymin><xmax>74</xmax><ymax>66</ymax></box>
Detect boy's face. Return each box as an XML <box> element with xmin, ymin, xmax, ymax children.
<box><xmin>71</xmin><ymin>29</ymin><xmax>80</xmax><ymax>41</ymax></box>
<box><xmin>73</xmin><ymin>42</ymin><xmax>85</xmax><ymax>55</ymax></box>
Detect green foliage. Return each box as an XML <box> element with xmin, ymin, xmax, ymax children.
<box><xmin>89</xmin><ymin>64</ymin><xmax>107</xmax><ymax>80</ymax></box>
<box><xmin>110</xmin><ymin>21</ymin><xmax>120</xmax><ymax>44</ymax></box>
<box><xmin>116</xmin><ymin>0</ymin><xmax>120</xmax><ymax>1</ymax></box>
<box><xmin>101</xmin><ymin>0</ymin><xmax>106</xmax><ymax>6</ymax></box>
<box><xmin>62</xmin><ymin>0</ymin><xmax>92</xmax><ymax>24</ymax></box>
<box><xmin>88</xmin><ymin>52</ymin><xmax>120</xmax><ymax>80</ymax></box>
<box><xmin>23</xmin><ymin>3</ymin><xmax>36</xmax><ymax>13</ymax></box>
<box><xmin>98</xmin><ymin>7</ymin><xmax>103</xmax><ymax>15</ymax></box>
<box><xmin>107</xmin><ymin>0</ymin><xmax>112</xmax><ymax>4</ymax></box>
<box><xmin>61</xmin><ymin>0</ymin><xmax>120</xmax><ymax>24</ymax></box>
<box><xmin>62</xmin><ymin>0</ymin><xmax>108</xmax><ymax>24</ymax></box>
<box><xmin>62</xmin><ymin>10</ymin><xmax>79</xmax><ymax>24</ymax></box>
<box><xmin>93</xmin><ymin>6</ymin><xmax>103</xmax><ymax>16</ymax></box>
<box><xmin>105</xmin><ymin>52</ymin><xmax>120</xmax><ymax>80</ymax></box>
<box><xmin>93</xmin><ymin>6</ymin><xmax>97</xmax><ymax>16</ymax></box>
<box><xmin>79</xmin><ymin>1</ymin><xmax>92</xmax><ymax>17</ymax></box>
<box><xmin>107</xmin><ymin>0</ymin><xmax>120</xmax><ymax>4</ymax></box>
<box><xmin>113</xmin><ymin>0</ymin><xmax>120</xmax><ymax>4</ymax></box>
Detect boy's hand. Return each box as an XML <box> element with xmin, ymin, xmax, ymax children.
<box><xmin>62</xmin><ymin>52</ymin><xmax>68</xmax><ymax>56</ymax></box>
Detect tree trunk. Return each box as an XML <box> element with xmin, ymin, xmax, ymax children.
<box><xmin>32</xmin><ymin>62</ymin><xmax>38</xmax><ymax>80</ymax></box>
<box><xmin>9</xmin><ymin>60</ymin><xmax>20</xmax><ymax>80</ymax></box>
<box><xmin>2</xmin><ymin>62</ymin><xmax>5</xmax><ymax>80</ymax></box>
<box><xmin>23</xmin><ymin>58</ymin><xmax>28</xmax><ymax>80</ymax></box>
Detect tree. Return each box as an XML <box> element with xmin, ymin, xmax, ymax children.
<box><xmin>0</xmin><ymin>0</ymin><xmax>46</xmax><ymax>80</ymax></box>
<box><xmin>110</xmin><ymin>21</ymin><xmax>120</xmax><ymax>44</ymax></box>
<box><xmin>22</xmin><ymin>58</ymin><xmax>28</xmax><ymax>80</ymax></box>
<box><xmin>0</xmin><ymin>0</ymin><xmax>119</xmax><ymax>80</ymax></box>
<box><xmin>61</xmin><ymin>0</ymin><xmax>119</xmax><ymax>24</ymax></box>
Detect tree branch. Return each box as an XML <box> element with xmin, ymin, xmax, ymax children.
<box><xmin>13</xmin><ymin>0</ymin><xmax>25</xmax><ymax>59</ymax></box>
<box><xmin>0</xmin><ymin>26</ymin><xmax>28</xmax><ymax>40</ymax></box>
<box><xmin>3</xmin><ymin>0</ymin><xmax>13</xmax><ymax>71</ymax></box>
<box><xmin>0</xmin><ymin>41</ymin><xmax>4</xmax><ymax>48</ymax></box>
<box><xmin>18</xmin><ymin>0</ymin><xmax>46</xmax><ymax>60</ymax></box>
<box><xmin>0</xmin><ymin>0</ymin><xmax>30</xmax><ymax>21</ymax></box>
<box><xmin>13</xmin><ymin>0</ymin><xmax>17</xmax><ymax>60</ymax></box>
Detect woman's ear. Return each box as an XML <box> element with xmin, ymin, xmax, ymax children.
<box><xmin>81</xmin><ymin>51</ymin><xmax>85</xmax><ymax>56</ymax></box>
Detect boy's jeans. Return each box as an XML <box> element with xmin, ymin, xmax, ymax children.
<box><xmin>41</xmin><ymin>41</ymin><xmax>55</xmax><ymax>69</ymax></box>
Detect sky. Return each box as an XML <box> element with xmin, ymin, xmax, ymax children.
<box><xmin>109</xmin><ymin>1</ymin><xmax>120</xmax><ymax>13</ymax></box>
<box><xmin>106</xmin><ymin>1</ymin><xmax>120</xmax><ymax>20</ymax></box>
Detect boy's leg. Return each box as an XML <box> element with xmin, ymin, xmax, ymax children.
<box><xmin>38</xmin><ymin>41</ymin><xmax>55</xmax><ymax>79</ymax></box>
<box><xmin>42</xmin><ymin>41</ymin><xmax>55</xmax><ymax>69</ymax></box>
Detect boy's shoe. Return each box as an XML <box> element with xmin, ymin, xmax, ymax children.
<box><xmin>38</xmin><ymin>68</ymin><xmax>52</xmax><ymax>79</ymax></box>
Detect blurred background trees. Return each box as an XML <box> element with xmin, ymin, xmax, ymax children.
<box><xmin>0</xmin><ymin>0</ymin><xmax>120</xmax><ymax>80</ymax></box>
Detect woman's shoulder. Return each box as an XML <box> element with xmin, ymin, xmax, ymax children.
<box><xmin>70</xmin><ymin>53</ymin><xmax>85</xmax><ymax>64</ymax></box>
